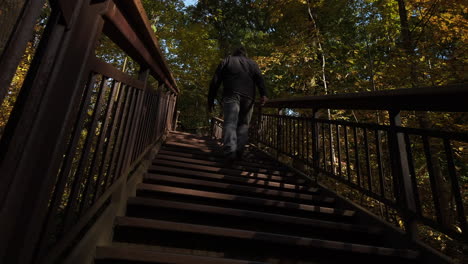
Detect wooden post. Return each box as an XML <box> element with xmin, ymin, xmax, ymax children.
<box><xmin>388</xmin><ymin>110</ymin><xmax>417</xmax><ymax>242</ymax></box>
<box><xmin>256</xmin><ymin>104</ymin><xmax>262</xmax><ymax>143</ymax></box>
<box><xmin>0</xmin><ymin>1</ymin><xmax>110</xmax><ymax>263</ymax></box>
<box><xmin>311</xmin><ymin>109</ymin><xmax>320</xmax><ymax>183</ymax></box>
<box><xmin>276</xmin><ymin>108</ymin><xmax>283</xmax><ymax>159</ymax></box>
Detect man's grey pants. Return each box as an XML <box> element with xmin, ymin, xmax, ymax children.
<box><xmin>222</xmin><ymin>94</ymin><xmax>254</xmax><ymax>158</ymax></box>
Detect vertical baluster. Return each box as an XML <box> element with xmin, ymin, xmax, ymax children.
<box><xmin>37</xmin><ymin>72</ymin><xmax>100</xmax><ymax>252</ymax></box>
<box><xmin>280</xmin><ymin>116</ymin><xmax>284</xmax><ymax>153</ymax></box>
<box><xmin>329</xmin><ymin>123</ymin><xmax>334</xmax><ymax>174</ymax></box>
<box><xmin>149</xmin><ymin>94</ymin><xmax>159</xmax><ymax>142</ymax></box>
<box><xmin>144</xmin><ymin>93</ymin><xmax>156</xmax><ymax>152</ymax></box>
<box><xmin>289</xmin><ymin>117</ymin><xmax>292</xmax><ymax>155</ymax></box>
<box><xmin>364</xmin><ymin>128</ymin><xmax>372</xmax><ymax>192</ymax></box>
<box><xmin>274</xmin><ymin>116</ymin><xmax>277</xmax><ymax>151</ymax></box>
<box><xmin>287</xmin><ymin>116</ymin><xmax>294</xmax><ymax>156</ymax></box>
<box><xmin>105</xmin><ymin>86</ymin><xmax>134</xmax><ymax>188</ymax></box>
<box><xmin>286</xmin><ymin>116</ymin><xmax>289</xmax><ymax>155</ymax></box>
<box><xmin>444</xmin><ymin>139</ymin><xmax>467</xmax><ymax>239</ymax></box>
<box><xmin>278</xmin><ymin>112</ymin><xmax>282</xmax><ymax>153</ymax></box>
<box><xmin>141</xmin><ymin>92</ymin><xmax>155</xmax><ymax>158</ymax></box>
<box><xmin>62</xmin><ymin>74</ymin><xmax>109</xmax><ymax>232</ymax></box>
<box><xmin>114</xmin><ymin>88</ymin><xmax>139</xmax><ymax>181</ymax></box>
<box><xmin>336</xmin><ymin>124</ymin><xmax>342</xmax><ymax>177</ymax></box>
<box><xmin>268</xmin><ymin>115</ymin><xmax>271</xmax><ymax>146</ymax></box>
<box><xmin>132</xmin><ymin>92</ymin><xmax>144</xmax><ymax>161</ymax></box>
<box><xmin>283</xmin><ymin>116</ymin><xmax>286</xmax><ymax>153</ymax></box>
<box><xmin>98</xmin><ymin>84</ymin><xmax>128</xmax><ymax>198</ymax></box>
<box><xmin>299</xmin><ymin>118</ymin><xmax>303</xmax><ymax>161</ymax></box>
<box><xmin>295</xmin><ymin>118</ymin><xmax>299</xmax><ymax>158</ymax></box>
<box><xmin>295</xmin><ymin>118</ymin><xmax>298</xmax><ymax>158</ymax></box>
<box><xmin>279</xmin><ymin>114</ymin><xmax>283</xmax><ymax>153</ymax></box>
<box><xmin>322</xmin><ymin>122</ymin><xmax>327</xmax><ymax>170</ymax></box>
<box><xmin>306</xmin><ymin>117</ymin><xmax>310</xmax><ymax>165</ymax></box>
<box><xmin>291</xmin><ymin>117</ymin><xmax>294</xmax><ymax>156</ymax></box>
<box><xmin>80</xmin><ymin>78</ymin><xmax>119</xmax><ymax>213</ymax></box>
<box><xmin>271</xmin><ymin>115</ymin><xmax>274</xmax><ymax>148</ymax></box>
<box><xmin>311</xmin><ymin>109</ymin><xmax>320</xmax><ymax>182</ymax></box>
<box><xmin>354</xmin><ymin>126</ymin><xmax>361</xmax><ymax>186</ymax></box>
<box><xmin>287</xmin><ymin>116</ymin><xmax>289</xmax><ymax>154</ymax></box>
<box><xmin>404</xmin><ymin>133</ymin><xmax>421</xmax><ymax>216</ymax></box>
<box><xmin>277</xmin><ymin>115</ymin><xmax>280</xmax><ymax>152</ymax></box>
<box><xmin>261</xmin><ymin>112</ymin><xmax>265</xmax><ymax>143</ymax></box>
<box><xmin>376</xmin><ymin>130</ymin><xmax>386</xmax><ymax>199</ymax></box>
<box><xmin>344</xmin><ymin>125</ymin><xmax>351</xmax><ymax>182</ymax></box>
<box><xmin>259</xmin><ymin>112</ymin><xmax>263</xmax><ymax>143</ymax></box>
<box><xmin>422</xmin><ymin>136</ymin><xmax>443</xmax><ymax>225</ymax></box>
<box><xmin>300</xmin><ymin>117</ymin><xmax>307</xmax><ymax>164</ymax></box>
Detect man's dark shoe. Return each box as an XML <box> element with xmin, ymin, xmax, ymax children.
<box><xmin>236</xmin><ymin>150</ymin><xmax>244</xmax><ymax>160</ymax></box>
<box><xmin>223</xmin><ymin>152</ymin><xmax>236</xmax><ymax>167</ymax></box>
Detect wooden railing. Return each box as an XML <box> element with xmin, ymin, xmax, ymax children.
<box><xmin>212</xmin><ymin>84</ymin><xmax>468</xmax><ymax>256</ymax></box>
<box><xmin>259</xmin><ymin>84</ymin><xmax>467</xmax><ymax>246</ymax></box>
<box><xmin>0</xmin><ymin>1</ymin><xmax>177</xmax><ymax>263</ymax></box>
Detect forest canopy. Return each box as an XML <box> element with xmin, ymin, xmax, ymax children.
<box><xmin>141</xmin><ymin>0</ymin><xmax>467</xmax><ymax>130</ymax></box>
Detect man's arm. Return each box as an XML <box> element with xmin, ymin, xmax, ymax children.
<box><xmin>207</xmin><ymin>60</ymin><xmax>225</xmax><ymax>112</ymax></box>
<box><xmin>252</xmin><ymin>61</ymin><xmax>268</xmax><ymax>106</ymax></box>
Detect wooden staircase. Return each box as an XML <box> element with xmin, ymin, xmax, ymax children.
<box><xmin>94</xmin><ymin>131</ymin><xmax>422</xmax><ymax>264</ymax></box>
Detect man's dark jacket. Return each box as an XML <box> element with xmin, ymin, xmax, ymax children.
<box><xmin>208</xmin><ymin>55</ymin><xmax>266</xmax><ymax>109</ymax></box>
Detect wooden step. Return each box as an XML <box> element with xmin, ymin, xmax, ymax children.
<box><xmin>96</xmin><ymin>245</ymin><xmax>269</xmax><ymax>264</ymax></box>
<box><xmin>152</xmin><ymin>158</ymin><xmax>303</xmax><ymax>184</ymax></box>
<box><xmin>158</xmin><ymin>149</ymin><xmax>290</xmax><ymax>171</ymax></box>
<box><xmin>164</xmin><ymin>140</ymin><xmax>221</xmax><ymax>150</ymax></box>
<box><xmin>164</xmin><ymin>141</ymin><xmax>219</xmax><ymax>152</ymax></box>
<box><xmin>161</xmin><ymin>144</ymin><xmax>282</xmax><ymax>167</ymax></box>
<box><xmin>144</xmin><ymin>174</ymin><xmax>332</xmax><ymax>205</ymax></box>
<box><xmin>137</xmin><ymin>183</ymin><xmax>355</xmax><ymax>220</ymax></box>
<box><xmin>126</xmin><ymin>197</ymin><xmax>384</xmax><ymax>244</ymax></box>
<box><xmin>113</xmin><ymin>217</ymin><xmax>419</xmax><ymax>262</ymax></box>
<box><xmin>166</xmin><ymin>137</ymin><xmax>221</xmax><ymax>147</ymax></box>
<box><xmin>167</xmin><ymin>132</ymin><xmax>214</xmax><ymax>139</ymax></box>
<box><xmin>148</xmin><ymin>165</ymin><xmax>317</xmax><ymax>193</ymax></box>
<box><xmin>154</xmin><ymin>153</ymin><xmax>295</xmax><ymax>176</ymax></box>
<box><xmin>169</xmin><ymin>131</ymin><xmax>196</xmax><ymax>136</ymax></box>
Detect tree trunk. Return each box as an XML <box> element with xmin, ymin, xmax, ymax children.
<box><xmin>306</xmin><ymin>0</ymin><xmax>337</xmax><ymax>174</ymax></box>
<box><xmin>396</xmin><ymin>0</ymin><xmax>454</xmax><ymax>247</ymax></box>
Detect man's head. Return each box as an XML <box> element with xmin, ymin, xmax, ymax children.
<box><xmin>232</xmin><ymin>46</ymin><xmax>247</xmax><ymax>57</ymax></box>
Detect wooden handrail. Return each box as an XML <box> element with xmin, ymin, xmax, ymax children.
<box><xmin>264</xmin><ymin>83</ymin><xmax>468</xmax><ymax>112</ymax></box>
<box><xmin>104</xmin><ymin>0</ymin><xmax>178</xmax><ymax>94</ymax></box>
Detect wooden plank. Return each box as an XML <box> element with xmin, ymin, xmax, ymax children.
<box><xmin>158</xmin><ymin>149</ymin><xmax>290</xmax><ymax>171</ymax></box>
<box><xmin>115</xmin><ymin>217</ymin><xmax>419</xmax><ymax>258</ymax></box>
<box><xmin>128</xmin><ymin>197</ymin><xmax>379</xmax><ymax>234</ymax></box>
<box><xmin>264</xmin><ymin>83</ymin><xmax>468</xmax><ymax>112</ymax></box>
<box><xmin>152</xmin><ymin>159</ymin><xmax>302</xmax><ymax>184</ymax></box>
<box><xmin>89</xmin><ymin>57</ymin><xmax>145</xmax><ymax>90</ymax></box>
<box><xmin>154</xmin><ymin>154</ymin><xmax>294</xmax><ymax>176</ymax></box>
<box><xmin>148</xmin><ymin>166</ymin><xmax>316</xmax><ymax>193</ymax></box>
<box><xmin>96</xmin><ymin>246</ymin><xmax>267</xmax><ymax>263</ymax></box>
<box><xmin>145</xmin><ymin>174</ymin><xmax>330</xmax><ymax>204</ymax></box>
<box><xmin>137</xmin><ymin>184</ymin><xmax>353</xmax><ymax>217</ymax></box>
